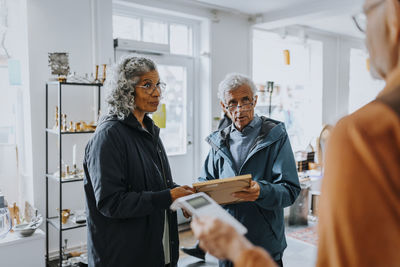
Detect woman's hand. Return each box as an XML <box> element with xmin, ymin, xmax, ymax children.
<box><xmin>191</xmin><ymin>217</ymin><xmax>253</xmax><ymax>262</ymax></box>
<box><xmin>170</xmin><ymin>186</ymin><xmax>195</xmax><ymax>202</ymax></box>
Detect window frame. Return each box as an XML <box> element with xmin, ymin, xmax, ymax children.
<box><xmin>113</xmin><ymin>3</ymin><xmax>199</xmax><ymax>58</ymax></box>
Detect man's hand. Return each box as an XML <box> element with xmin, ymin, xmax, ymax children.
<box><xmin>191</xmin><ymin>217</ymin><xmax>253</xmax><ymax>262</ymax></box>
<box><xmin>231</xmin><ymin>181</ymin><xmax>260</xmax><ymax>201</ymax></box>
<box><xmin>170</xmin><ymin>185</ymin><xmax>195</xmax><ymax>202</ymax></box>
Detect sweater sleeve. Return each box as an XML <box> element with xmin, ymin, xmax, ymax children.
<box><xmin>85</xmin><ymin>127</ymin><xmax>172</xmax><ymax>219</ymax></box>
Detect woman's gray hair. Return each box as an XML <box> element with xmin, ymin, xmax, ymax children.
<box><xmin>105</xmin><ymin>55</ymin><xmax>157</xmax><ymax>119</ymax></box>
<box><xmin>217</xmin><ymin>73</ymin><xmax>257</xmax><ymax>103</ymax></box>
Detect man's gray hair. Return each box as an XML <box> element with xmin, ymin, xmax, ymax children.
<box><xmin>217</xmin><ymin>73</ymin><xmax>257</xmax><ymax>103</ymax></box>
<box><xmin>105</xmin><ymin>55</ymin><xmax>157</xmax><ymax>120</ymax></box>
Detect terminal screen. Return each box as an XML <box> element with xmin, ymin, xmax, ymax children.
<box><xmin>187</xmin><ymin>196</ymin><xmax>211</xmax><ymax>209</ymax></box>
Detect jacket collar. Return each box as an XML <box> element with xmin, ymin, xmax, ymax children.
<box><xmin>100</xmin><ymin>112</ymin><xmax>160</xmax><ymax>141</ymax></box>
<box><xmin>207</xmin><ymin>116</ymin><xmax>285</xmax><ymax>151</ymax></box>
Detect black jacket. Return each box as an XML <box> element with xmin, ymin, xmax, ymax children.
<box><xmin>83</xmin><ymin>113</ymin><xmax>179</xmax><ymax>267</ymax></box>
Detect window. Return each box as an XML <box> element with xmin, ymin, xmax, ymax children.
<box><xmin>143</xmin><ymin>19</ymin><xmax>168</xmax><ymax>44</ymax></box>
<box><xmin>0</xmin><ymin>67</ymin><xmax>16</xmax><ymax>144</ymax></box>
<box><xmin>156</xmin><ymin>65</ymin><xmax>187</xmax><ymax>155</ymax></box>
<box><xmin>252</xmin><ymin>29</ymin><xmax>323</xmax><ymax>152</ymax></box>
<box><xmin>348</xmin><ymin>48</ymin><xmax>385</xmax><ymax>113</ymax></box>
<box><xmin>113</xmin><ymin>12</ymin><xmax>194</xmax><ymax>56</ymax></box>
<box><xmin>170</xmin><ymin>23</ymin><xmax>193</xmax><ymax>56</ymax></box>
<box><xmin>112</xmin><ymin>15</ymin><xmax>141</xmax><ymax>41</ymax></box>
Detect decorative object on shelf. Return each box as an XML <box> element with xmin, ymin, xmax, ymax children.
<box><xmin>283</xmin><ymin>49</ymin><xmax>290</xmax><ymax>65</ymax></box>
<box><xmin>366</xmin><ymin>57</ymin><xmax>370</xmax><ymax>72</ymax></box>
<box><xmin>101</xmin><ymin>64</ymin><xmax>107</xmax><ymax>84</ymax></box>
<box><xmin>13</xmin><ymin>214</ymin><xmax>43</xmax><ymax>237</ymax></box>
<box><xmin>48</xmin><ymin>52</ymin><xmax>70</xmax><ymax>82</ymax></box>
<box><xmin>72</xmin><ymin>144</ymin><xmax>76</xmax><ymax>170</ymax></box>
<box><xmin>8</xmin><ymin>202</ymin><xmax>20</xmax><ymax>227</ymax></box>
<box><xmin>67</xmin><ymin>121</ymin><xmax>75</xmax><ymax>132</ymax></box>
<box><xmin>24</xmin><ymin>201</ymin><xmax>37</xmax><ymax>223</ymax></box>
<box><xmin>59</xmin><ymin>209</ymin><xmax>71</xmax><ymax>224</ymax></box>
<box><xmin>266</xmin><ymin>81</ymin><xmax>274</xmax><ymax>117</ymax></box>
<box><xmin>53</xmin><ymin>106</ymin><xmax>59</xmax><ymax>130</ymax></box>
<box><xmin>73</xmin><ymin>210</ymin><xmax>86</xmax><ymax>224</ymax></box>
<box><xmin>75</xmin><ymin>121</ymin><xmax>81</xmax><ymax>132</ymax></box>
<box><xmin>61</xmin><ymin>113</ymin><xmax>67</xmax><ymax>132</ymax></box>
<box><xmin>94</xmin><ymin>65</ymin><xmax>100</xmax><ymax>84</ymax></box>
<box><xmin>0</xmin><ymin>191</ymin><xmax>12</xmax><ymax>239</ymax></box>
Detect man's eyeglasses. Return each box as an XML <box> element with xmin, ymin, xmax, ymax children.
<box><xmin>352</xmin><ymin>0</ymin><xmax>385</xmax><ymax>34</ymax></box>
<box><xmin>225</xmin><ymin>100</ymin><xmax>255</xmax><ymax>112</ymax></box>
<box><xmin>136</xmin><ymin>82</ymin><xmax>166</xmax><ymax>95</ymax></box>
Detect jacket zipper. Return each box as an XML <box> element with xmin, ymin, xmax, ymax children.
<box><xmin>156</xmin><ymin>143</ymin><xmax>174</xmax><ymax>266</ymax></box>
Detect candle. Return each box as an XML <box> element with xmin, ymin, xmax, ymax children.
<box><xmin>72</xmin><ymin>144</ymin><xmax>77</xmax><ymax>167</ymax></box>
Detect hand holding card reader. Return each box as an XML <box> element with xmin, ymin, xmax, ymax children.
<box><xmin>170</xmin><ymin>192</ymin><xmax>247</xmax><ymax>235</ymax></box>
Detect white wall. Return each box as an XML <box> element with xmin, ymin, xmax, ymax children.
<box><xmin>26</xmin><ymin>0</ymin><xmax>113</xmax><ymax>254</ymax></box>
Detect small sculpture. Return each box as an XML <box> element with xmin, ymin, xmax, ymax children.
<box><xmin>53</xmin><ymin>106</ymin><xmax>59</xmax><ymax>129</ymax></box>
<box><xmin>101</xmin><ymin>64</ymin><xmax>107</xmax><ymax>84</ymax></box>
<box><xmin>75</xmin><ymin>122</ymin><xmax>82</xmax><ymax>132</ymax></box>
<box><xmin>67</xmin><ymin>121</ymin><xmax>75</xmax><ymax>132</ymax></box>
<box><xmin>61</xmin><ymin>114</ymin><xmax>67</xmax><ymax>132</ymax></box>
<box><xmin>8</xmin><ymin>202</ymin><xmax>21</xmax><ymax>227</ymax></box>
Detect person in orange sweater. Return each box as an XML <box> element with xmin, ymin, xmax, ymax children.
<box><xmin>190</xmin><ymin>0</ymin><xmax>400</xmax><ymax>266</ymax></box>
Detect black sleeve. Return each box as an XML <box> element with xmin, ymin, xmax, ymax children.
<box><xmin>85</xmin><ymin>127</ymin><xmax>172</xmax><ymax>219</ymax></box>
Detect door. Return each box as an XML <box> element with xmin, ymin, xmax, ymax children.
<box><xmin>115</xmin><ymin>50</ymin><xmax>195</xmax><ymax>186</ymax></box>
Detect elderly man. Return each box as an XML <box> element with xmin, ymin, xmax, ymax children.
<box><xmin>199</xmin><ymin>73</ymin><xmax>300</xmax><ymax>267</ymax></box>
<box><xmin>190</xmin><ymin>0</ymin><xmax>400</xmax><ymax>266</ymax></box>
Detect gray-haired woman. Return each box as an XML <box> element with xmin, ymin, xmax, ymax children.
<box><xmin>83</xmin><ymin>56</ymin><xmax>194</xmax><ymax>267</ymax></box>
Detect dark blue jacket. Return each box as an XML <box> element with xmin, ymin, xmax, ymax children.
<box><xmin>83</xmin><ymin>113</ymin><xmax>179</xmax><ymax>267</ymax></box>
<box><xmin>200</xmin><ymin>116</ymin><xmax>300</xmax><ymax>260</ymax></box>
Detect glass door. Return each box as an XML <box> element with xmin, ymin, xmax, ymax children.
<box><xmin>114</xmin><ymin>50</ymin><xmax>195</xmax><ymax>186</ymax></box>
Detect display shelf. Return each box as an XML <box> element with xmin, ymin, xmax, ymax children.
<box><xmin>46</xmin><ymin>173</ymin><xmax>84</xmax><ymax>183</ymax></box>
<box><xmin>47</xmin><ymin>81</ymin><xmax>103</xmax><ymax>86</ymax></box>
<box><xmin>45</xmin><ymin>81</ymin><xmax>102</xmax><ymax>266</ymax></box>
<box><xmin>47</xmin><ymin>217</ymin><xmax>86</xmax><ymax>231</ymax></box>
<box><xmin>46</xmin><ymin>128</ymin><xmax>95</xmax><ymax>135</ymax></box>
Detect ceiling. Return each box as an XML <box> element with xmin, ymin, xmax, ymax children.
<box><xmin>183</xmin><ymin>0</ymin><xmax>365</xmax><ymax>38</ymax></box>
<box><xmin>188</xmin><ymin>0</ymin><xmax>319</xmax><ymax>15</ymax></box>
<box><xmin>301</xmin><ymin>15</ymin><xmax>364</xmax><ymax>39</ymax></box>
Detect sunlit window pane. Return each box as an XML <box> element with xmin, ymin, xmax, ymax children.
<box><xmin>0</xmin><ymin>68</ymin><xmax>15</xmax><ymax>144</ymax></box>
<box><xmin>112</xmin><ymin>15</ymin><xmax>141</xmax><ymax>41</ymax></box>
<box><xmin>170</xmin><ymin>24</ymin><xmax>193</xmax><ymax>56</ymax></box>
<box><xmin>252</xmin><ymin>29</ymin><xmax>323</xmax><ymax>152</ymax></box>
<box><xmin>348</xmin><ymin>48</ymin><xmax>384</xmax><ymax>113</ymax></box>
<box><xmin>143</xmin><ymin>19</ymin><xmax>168</xmax><ymax>44</ymax></box>
<box><xmin>155</xmin><ymin>65</ymin><xmax>187</xmax><ymax>155</ymax></box>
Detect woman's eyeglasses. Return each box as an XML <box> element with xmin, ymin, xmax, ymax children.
<box><xmin>136</xmin><ymin>82</ymin><xmax>166</xmax><ymax>95</ymax></box>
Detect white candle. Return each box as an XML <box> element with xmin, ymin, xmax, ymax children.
<box><xmin>72</xmin><ymin>144</ymin><xmax>77</xmax><ymax>167</ymax></box>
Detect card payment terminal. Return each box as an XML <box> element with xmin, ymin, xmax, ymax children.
<box><xmin>170</xmin><ymin>192</ymin><xmax>247</xmax><ymax>235</ymax></box>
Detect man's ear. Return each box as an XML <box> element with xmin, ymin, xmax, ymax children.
<box><xmin>253</xmin><ymin>95</ymin><xmax>258</xmax><ymax>108</ymax></box>
<box><xmin>386</xmin><ymin>0</ymin><xmax>400</xmax><ymax>47</ymax></box>
<box><xmin>220</xmin><ymin>101</ymin><xmax>227</xmax><ymax>112</ymax></box>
